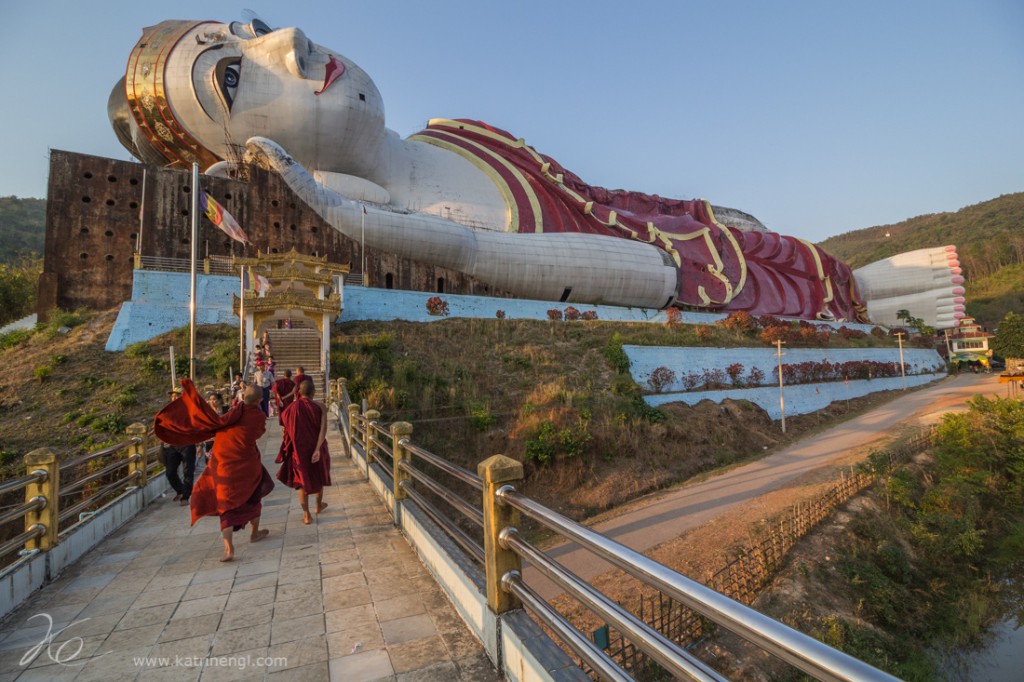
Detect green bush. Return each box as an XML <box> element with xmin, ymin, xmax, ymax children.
<box><xmin>603</xmin><ymin>335</ymin><xmax>631</xmax><ymax>374</ymax></box>
<box><xmin>40</xmin><ymin>308</ymin><xmax>87</xmax><ymax>338</ymax></box>
<box><xmin>469</xmin><ymin>403</ymin><xmax>496</xmax><ymax>431</ymax></box>
<box><xmin>0</xmin><ymin>328</ymin><xmax>33</xmax><ymax>350</ymax></box>
<box><xmin>33</xmin><ymin>365</ymin><xmax>52</xmax><ymax>382</ymax></box>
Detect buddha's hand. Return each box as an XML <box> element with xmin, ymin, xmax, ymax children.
<box><xmin>244</xmin><ymin>137</ymin><xmax>350</xmax><ymax>217</ymax></box>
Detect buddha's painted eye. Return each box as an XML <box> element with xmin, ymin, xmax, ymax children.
<box><xmin>218</xmin><ymin>60</ymin><xmax>242</xmax><ymax>109</ymax></box>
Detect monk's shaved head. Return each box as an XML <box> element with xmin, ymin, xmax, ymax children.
<box><xmin>298</xmin><ymin>379</ymin><xmax>315</xmax><ymax>397</ymax></box>
<box><xmin>243</xmin><ymin>385</ymin><xmax>262</xmax><ymax>405</ymax></box>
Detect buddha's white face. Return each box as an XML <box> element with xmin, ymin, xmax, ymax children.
<box><xmin>165</xmin><ymin>20</ymin><xmax>385</xmax><ymax>174</ymax></box>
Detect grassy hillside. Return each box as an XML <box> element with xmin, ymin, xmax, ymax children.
<box><xmin>0</xmin><ymin>196</ymin><xmax>45</xmax><ymax>261</ymax></box>
<box><xmin>818</xmin><ymin>192</ymin><xmax>1024</xmax><ymax>328</ymax></box>
<box><xmin>334</xmin><ymin>317</ymin><xmax>906</xmax><ymax>522</ymax></box>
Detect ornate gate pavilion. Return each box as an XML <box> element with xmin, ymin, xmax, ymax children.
<box><xmin>228</xmin><ymin>248</ymin><xmax>348</xmax><ymax>391</ymax></box>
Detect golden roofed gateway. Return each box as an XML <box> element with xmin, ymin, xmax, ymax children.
<box><xmin>226</xmin><ymin>249</ymin><xmax>350</xmax><ymax>392</ymax></box>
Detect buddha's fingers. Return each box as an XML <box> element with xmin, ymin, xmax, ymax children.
<box><xmin>244</xmin><ymin>137</ymin><xmax>347</xmax><ymax>214</ymax></box>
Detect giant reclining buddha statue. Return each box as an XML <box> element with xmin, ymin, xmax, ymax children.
<box><xmin>108</xmin><ymin>17</ymin><xmax>965</xmax><ymax>328</ymax></box>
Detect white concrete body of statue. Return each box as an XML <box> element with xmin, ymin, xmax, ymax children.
<box><xmin>109</xmin><ymin>18</ymin><xmax>964</xmax><ymax>327</ymax></box>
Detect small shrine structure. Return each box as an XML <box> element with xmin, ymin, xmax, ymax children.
<box><xmin>946</xmin><ymin>316</ymin><xmax>993</xmax><ymax>369</ymax></box>
<box><xmin>230</xmin><ymin>249</ymin><xmax>348</xmax><ymax>391</ymax></box>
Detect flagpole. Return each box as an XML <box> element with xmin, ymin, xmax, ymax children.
<box><xmin>137</xmin><ymin>168</ymin><xmax>146</xmax><ymax>254</ymax></box>
<box><xmin>189</xmin><ymin>163</ymin><xmax>199</xmax><ymax>382</ymax></box>
<box><xmin>239</xmin><ymin>264</ymin><xmax>245</xmax><ymax>377</ymax></box>
<box><xmin>360</xmin><ymin>204</ymin><xmax>366</xmax><ymax>285</ymax></box>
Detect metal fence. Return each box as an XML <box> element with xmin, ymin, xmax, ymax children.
<box><xmin>327</xmin><ymin>379</ymin><xmax>901</xmax><ymax>682</ymax></box>
<box><xmin>0</xmin><ymin>424</ymin><xmax>162</xmax><ymax>569</ymax></box>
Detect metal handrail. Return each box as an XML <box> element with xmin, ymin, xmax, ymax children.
<box><xmin>0</xmin><ymin>498</ymin><xmax>46</xmax><ymax>530</ymax></box>
<box><xmin>502</xmin><ymin>528</ymin><xmax>726</xmax><ymax>682</ymax></box>
<box><xmin>60</xmin><ymin>456</ymin><xmax>136</xmax><ymax>497</ymax></box>
<box><xmin>497</xmin><ymin>487</ymin><xmax>899</xmax><ymax>682</ymax></box>
<box><xmin>398</xmin><ymin>460</ymin><xmax>482</xmax><ymax>527</ymax></box>
<box><xmin>502</xmin><ymin>571</ymin><xmax>632</xmax><ymax>682</ymax></box>
<box><xmin>59</xmin><ymin>471</ymin><xmax>142</xmax><ymax>525</ymax></box>
<box><xmin>370</xmin><ymin>421</ymin><xmax>393</xmax><ymax>439</ymax></box>
<box><xmin>0</xmin><ymin>525</ymin><xmax>45</xmax><ymax>561</ymax></box>
<box><xmin>60</xmin><ymin>439</ymin><xmax>137</xmax><ymax>473</ymax></box>
<box><xmin>0</xmin><ymin>470</ymin><xmax>46</xmax><ymax>497</ymax></box>
<box><xmin>400</xmin><ymin>481</ymin><xmax>485</xmax><ymax>564</ymax></box>
<box><xmin>368</xmin><ymin>435</ymin><xmax>393</xmax><ymax>465</ymax></box>
<box><xmin>403</xmin><ymin>442</ymin><xmax>483</xmax><ymax>491</ymax></box>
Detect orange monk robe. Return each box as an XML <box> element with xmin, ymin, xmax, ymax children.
<box><xmin>154</xmin><ymin>379</ymin><xmax>270</xmax><ymax>526</ymax></box>
<box><xmin>276</xmin><ymin>398</ymin><xmax>331</xmax><ymax>495</ymax></box>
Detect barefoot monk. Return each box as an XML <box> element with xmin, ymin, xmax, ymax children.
<box><xmin>276</xmin><ymin>379</ymin><xmax>331</xmax><ymax>525</ymax></box>
<box><xmin>155</xmin><ymin>380</ymin><xmax>274</xmax><ymax>561</ymax></box>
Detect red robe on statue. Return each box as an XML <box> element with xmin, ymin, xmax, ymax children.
<box><xmin>275</xmin><ymin>397</ymin><xmax>331</xmax><ymax>495</ymax></box>
<box><xmin>154</xmin><ymin>379</ymin><xmax>273</xmax><ymax>529</ymax></box>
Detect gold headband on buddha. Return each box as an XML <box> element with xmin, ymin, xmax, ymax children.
<box><xmin>125</xmin><ymin>20</ymin><xmax>222</xmax><ymax>169</ymax></box>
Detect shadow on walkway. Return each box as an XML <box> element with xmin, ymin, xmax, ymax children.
<box><xmin>0</xmin><ymin>414</ymin><xmax>498</xmax><ymax>682</ymax></box>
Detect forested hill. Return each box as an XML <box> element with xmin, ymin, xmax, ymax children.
<box><xmin>818</xmin><ymin>192</ymin><xmax>1024</xmax><ymax>328</ymax></box>
<box><xmin>0</xmin><ymin>196</ymin><xmax>46</xmax><ymax>261</ymax></box>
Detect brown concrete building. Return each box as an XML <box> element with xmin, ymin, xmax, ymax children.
<box><xmin>39</xmin><ymin>150</ymin><xmax>499</xmax><ymax>319</ymax></box>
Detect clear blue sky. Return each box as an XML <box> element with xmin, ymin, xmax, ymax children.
<box><xmin>1</xmin><ymin>1</ymin><xmax>1021</xmax><ymax>243</ymax></box>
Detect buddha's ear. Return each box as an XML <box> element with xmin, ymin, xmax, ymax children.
<box><xmin>108</xmin><ymin>77</ymin><xmax>137</xmax><ymax>155</ymax></box>
<box><xmin>107</xmin><ymin>76</ymin><xmax>174</xmax><ymax>167</ymax></box>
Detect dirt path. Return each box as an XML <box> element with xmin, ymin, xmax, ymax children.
<box><xmin>530</xmin><ymin>372</ymin><xmax>1005</xmax><ymax>598</ymax></box>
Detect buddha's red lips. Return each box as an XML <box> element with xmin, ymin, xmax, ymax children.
<box><xmin>314</xmin><ymin>55</ymin><xmax>345</xmax><ymax>96</ymax></box>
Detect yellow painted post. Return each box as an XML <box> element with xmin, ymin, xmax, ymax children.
<box><xmin>364</xmin><ymin>410</ymin><xmax>380</xmax><ymax>469</ymax></box>
<box><xmin>346</xmin><ymin>403</ymin><xmax>361</xmax><ymax>459</ymax></box>
<box><xmin>478</xmin><ymin>454</ymin><xmax>523</xmax><ymax>613</ymax></box>
<box><xmin>339</xmin><ymin>377</ymin><xmax>347</xmax><ymax>402</ymax></box>
<box><xmin>23</xmin><ymin>449</ymin><xmax>59</xmax><ymax>552</ymax></box>
<box><xmin>390</xmin><ymin>422</ymin><xmax>413</xmax><ymax>525</ymax></box>
<box><xmin>133</xmin><ymin>252</ymin><xmax>142</xmax><ymax>270</ymax></box>
<box><xmin>126</xmin><ymin>423</ymin><xmax>148</xmax><ymax>487</ymax></box>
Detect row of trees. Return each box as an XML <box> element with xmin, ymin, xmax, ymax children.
<box><xmin>0</xmin><ymin>257</ymin><xmax>40</xmax><ymax>327</ymax></box>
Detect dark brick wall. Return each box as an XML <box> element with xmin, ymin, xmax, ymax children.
<box><xmin>39</xmin><ymin>150</ymin><xmax>502</xmax><ymax>319</ymax></box>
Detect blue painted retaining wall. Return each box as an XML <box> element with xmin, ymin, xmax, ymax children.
<box><xmin>105</xmin><ymin>271</ymin><xmax>884</xmax><ymax>350</ymax></box>
<box><xmin>105</xmin><ymin>271</ymin><xmax>239</xmax><ymax>351</ymax></box>
<box><xmin>627</xmin><ymin>346</ymin><xmax>947</xmax><ymax>419</ymax></box>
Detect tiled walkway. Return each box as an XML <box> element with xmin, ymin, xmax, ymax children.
<box><xmin>0</xmin><ymin>414</ymin><xmax>499</xmax><ymax>681</ymax></box>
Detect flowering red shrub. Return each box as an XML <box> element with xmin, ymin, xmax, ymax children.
<box><xmin>726</xmin><ymin>363</ymin><xmax>745</xmax><ymax>386</ymax></box>
<box><xmin>683</xmin><ymin>371</ymin><xmax>701</xmax><ymax>390</ymax></box>
<box><xmin>837</xmin><ymin>326</ymin><xmax>867</xmax><ymax>340</ymax></box>
<box><xmin>719</xmin><ymin>311</ymin><xmax>757</xmax><ymax>334</ymax></box>
<box><xmin>647</xmin><ymin>366</ymin><xmax>677</xmax><ymax>393</ymax></box>
<box><xmin>759</xmin><ymin>326</ymin><xmax>787</xmax><ymax>344</ymax></box>
<box><xmin>546</xmin><ymin>309</ymin><xmax>563</xmax><ymax>321</ymax></box>
<box><xmin>495</xmin><ymin>309</ymin><xmax>506</xmax><ymax>319</ymax></box>
<box><xmin>563</xmin><ymin>306</ymin><xmax>582</xmax><ymax>321</ymax></box>
<box><xmin>747</xmin><ymin>366</ymin><xmax>766</xmax><ymax>386</ymax></box>
<box><xmin>695</xmin><ymin>325</ymin><xmax>712</xmax><ymax>343</ymax></box>
<box><xmin>665</xmin><ymin>308</ymin><xmax>682</xmax><ymax>325</ymax></box>
<box><xmin>870</xmin><ymin>326</ymin><xmax>886</xmax><ymax>338</ymax></box>
<box><xmin>425</xmin><ymin>296</ymin><xmax>450</xmax><ymax>316</ymax></box>
<box><xmin>581</xmin><ymin>310</ymin><xmax>599</xmax><ymax>321</ymax></box>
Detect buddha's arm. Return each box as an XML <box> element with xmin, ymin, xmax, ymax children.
<box><xmin>245</xmin><ymin>138</ymin><xmax>678</xmax><ymax>308</ymax></box>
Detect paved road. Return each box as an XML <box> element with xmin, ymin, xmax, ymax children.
<box><xmin>533</xmin><ymin>373</ymin><xmax>1005</xmax><ymax>598</ymax></box>
<box><xmin>0</xmin><ymin>415</ymin><xmax>497</xmax><ymax>681</ymax></box>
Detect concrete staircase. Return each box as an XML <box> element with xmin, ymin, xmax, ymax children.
<box><xmin>265</xmin><ymin>328</ymin><xmax>325</xmax><ymax>395</ymax></box>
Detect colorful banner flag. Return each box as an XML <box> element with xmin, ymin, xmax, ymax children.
<box><xmin>199</xmin><ymin>189</ymin><xmax>249</xmax><ymax>244</ymax></box>
<box><xmin>248</xmin><ymin>267</ymin><xmax>271</xmax><ymax>294</ymax></box>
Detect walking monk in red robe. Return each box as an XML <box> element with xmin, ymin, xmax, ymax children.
<box><xmin>155</xmin><ymin>380</ymin><xmax>273</xmax><ymax>561</ymax></box>
<box><xmin>276</xmin><ymin>379</ymin><xmax>331</xmax><ymax>525</ymax></box>
<box><xmin>272</xmin><ymin>369</ymin><xmax>297</xmax><ymax>425</ymax></box>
